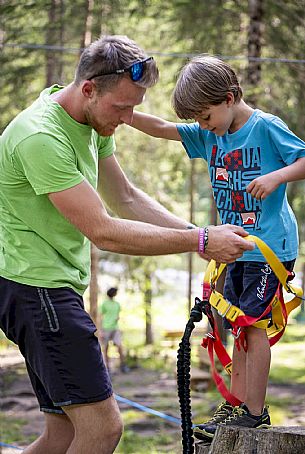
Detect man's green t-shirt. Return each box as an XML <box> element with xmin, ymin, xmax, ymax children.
<box><xmin>99</xmin><ymin>299</ymin><xmax>121</xmax><ymax>331</ymax></box>
<box><xmin>0</xmin><ymin>85</ymin><xmax>115</xmax><ymax>294</ymax></box>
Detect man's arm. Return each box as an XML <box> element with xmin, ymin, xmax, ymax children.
<box><xmin>131</xmin><ymin>111</ymin><xmax>182</xmax><ymax>141</ymax></box>
<box><xmin>247</xmin><ymin>156</ymin><xmax>305</xmax><ymax>200</ymax></box>
<box><xmin>98</xmin><ymin>155</ymin><xmax>190</xmax><ymax>228</ymax></box>
<box><xmin>48</xmin><ymin>178</ymin><xmax>254</xmax><ymax>262</ymax></box>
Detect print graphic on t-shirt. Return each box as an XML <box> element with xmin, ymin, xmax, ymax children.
<box><xmin>210</xmin><ymin>145</ymin><xmax>262</xmax><ymax>231</ymax></box>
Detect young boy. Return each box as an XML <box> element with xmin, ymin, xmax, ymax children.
<box><xmin>130</xmin><ymin>55</ymin><xmax>305</xmax><ymax>439</ymax></box>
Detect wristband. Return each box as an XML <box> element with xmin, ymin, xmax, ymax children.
<box><xmin>198</xmin><ymin>227</ymin><xmax>205</xmax><ymax>254</ymax></box>
<box><xmin>204</xmin><ymin>227</ymin><xmax>209</xmax><ymax>251</ymax></box>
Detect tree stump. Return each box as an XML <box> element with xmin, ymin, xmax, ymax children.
<box><xmin>195</xmin><ymin>426</ymin><xmax>305</xmax><ymax>454</ymax></box>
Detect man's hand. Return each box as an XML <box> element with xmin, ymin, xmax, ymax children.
<box><xmin>204</xmin><ymin>224</ymin><xmax>254</xmax><ymax>263</ymax></box>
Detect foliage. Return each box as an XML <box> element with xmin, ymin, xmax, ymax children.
<box><xmin>1</xmin><ymin>0</ymin><xmax>305</xmax><ymax>341</ymax></box>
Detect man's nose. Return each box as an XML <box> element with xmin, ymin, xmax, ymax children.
<box><xmin>120</xmin><ymin>108</ymin><xmax>134</xmax><ymax>125</ymax></box>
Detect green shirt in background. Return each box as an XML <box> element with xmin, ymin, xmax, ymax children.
<box><xmin>99</xmin><ymin>299</ymin><xmax>121</xmax><ymax>331</ymax></box>
<box><xmin>0</xmin><ymin>85</ymin><xmax>115</xmax><ymax>294</ymax></box>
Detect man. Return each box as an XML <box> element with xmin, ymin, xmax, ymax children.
<box><xmin>0</xmin><ymin>35</ymin><xmax>253</xmax><ymax>454</ymax></box>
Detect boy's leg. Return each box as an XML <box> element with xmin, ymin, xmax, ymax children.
<box><xmin>230</xmin><ymin>341</ymin><xmax>247</xmax><ymax>402</ymax></box>
<box><xmin>244</xmin><ymin>325</ymin><xmax>271</xmax><ymax>415</ymax></box>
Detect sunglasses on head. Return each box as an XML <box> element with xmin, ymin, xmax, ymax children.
<box><xmin>88</xmin><ymin>57</ymin><xmax>153</xmax><ymax>82</ymax></box>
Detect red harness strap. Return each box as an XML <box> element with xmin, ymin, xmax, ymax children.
<box><xmin>200</xmin><ymin>281</ymin><xmax>286</xmax><ymax>406</ymax></box>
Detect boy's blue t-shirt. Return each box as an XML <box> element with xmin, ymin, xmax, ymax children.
<box><xmin>177</xmin><ymin>109</ymin><xmax>305</xmax><ymax>262</ymax></box>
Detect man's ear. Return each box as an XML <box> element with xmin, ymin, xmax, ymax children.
<box><xmin>82</xmin><ymin>80</ymin><xmax>95</xmax><ymax>99</ymax></box>
<box><xmin>226</xmin><ymin>92</ymin><xmax>235</xmax><ymax>106</ymax></box>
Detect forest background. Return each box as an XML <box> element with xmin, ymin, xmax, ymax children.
<box><xmin>1</xmin><ymin>0</ymin><xmax>305</xmax><ymax>344</ymax></box>
<box><xmin>1</xmin><ymin>2</ymin><xmax>305</xmax><ymax>453</ymax></box>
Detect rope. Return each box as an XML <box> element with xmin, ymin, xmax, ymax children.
<box><xmin>0</xmin><ymin>441</ymin><xmax>23</xmax><ymax>450</ymax></box>
<box><xmin>115</xmin><ymin>394</ymin><xmax>181</xmax><ymax>425</ymax></box>
<box><xmin>2</xmin><ymin>43</ymin><xmax>305</xmax><ymax>64</ymax></box>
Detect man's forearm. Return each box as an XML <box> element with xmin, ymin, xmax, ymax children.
<box><xmin>95</xmin><ymin>219</ymin><xmax>254</xmax><ymax>263</ymax></box>
<box><xmin>113</xmin><ymin>185</ymin><xmax>191</xmax><ymax>229</ymax></box>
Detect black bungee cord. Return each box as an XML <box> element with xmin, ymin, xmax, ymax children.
<box><xmin>177</xmin><ymin>297</ymin><xmax>208</xmax><ymax>454</ymax></box>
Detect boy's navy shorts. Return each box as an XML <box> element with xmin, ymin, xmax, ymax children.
<box><xmin>0</xmin><ymin>276</ymin><xmax>113</xmax><ymax>414</ymax></box>
<box><xmin>223</xmin><ymin>260</ymin><xmax>295</xmax><ymax>329</ymax></box>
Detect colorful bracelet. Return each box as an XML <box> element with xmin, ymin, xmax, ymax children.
<box><xmin>198</xmin><ymin>227</ymin><xmax>205</xmax><ymax>254</ymax></box>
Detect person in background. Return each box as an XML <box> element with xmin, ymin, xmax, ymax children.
<box><xmin>130</xmin><ymin>54</ymin><xmax>305</xmax><ymax>440</ymax></box>
<box><xmin>99</xmin><ymin>287</ymin><xmax>128</xmax><ymax>374</ymax></box>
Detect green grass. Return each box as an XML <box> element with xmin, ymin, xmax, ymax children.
<box><xmin>115</xmin><ymin>409</ymin><xmax>181</xmax><ymax>453</ymax></box>
<box><xmin>116</xmin><ymin>430</ymin><xmax>181</xmax><ymax>454</ymax></box>
<box><xmin>269</xmin><ymin>324</ymin><xmax>305</xmax><ymax>384</ymax></box>
<box><xmin>0</xmin><ymin>412</ymin><xmax>28</xmax><ymax>445</ymax></box>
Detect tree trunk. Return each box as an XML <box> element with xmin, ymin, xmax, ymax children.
<box><xmin>144</xmin><ymin>270</ymin><xmax>153</xmax><ymax>345</ymax></box>
<box><xmin>89</xmin><ymin>243</ymin><xmax>99</xmax><ymax>325</ymax></box>
<box><xmin>188</xmin><ymin>159</ymin><xmax>196</xmax><ymax>313</ymax></box>
<box><xmin>79</xmin><ymin>0</ymin><xmax>94</xmax><ymax>54</ymax></box>
<box><xmin>45</xmin><ymin>0</ymin><xmax>64</xmax><ymax>87</ymax></box>
<box><xmin>247</xmin><ymin>0</ymin><xmax>263</xmax><ymax>107</ymax></box>
<box><xmin>195</xmin><ymin>426</ymin><xmax>305</xmax><ymax>454</ymax></box>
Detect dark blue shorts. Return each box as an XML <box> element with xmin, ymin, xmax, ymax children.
<box><xmin>0</xmin><ymin>276</ymin><xmax>112</xmax><ymax>414</ymax></box>
<box><xmin>223</xmin><ymin>260</ymin><xmax>295</xmax><ymax>328</ymax></box>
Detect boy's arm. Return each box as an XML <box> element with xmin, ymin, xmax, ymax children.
<box><xmin>247</xmin><ymin>156</ymin><xmax>305</xmax><ymax>200</ymax></box>
<box><xmin>131</xmin><ymin>111</ymin><xmax>182</xmax><ymax>141</ymax></box>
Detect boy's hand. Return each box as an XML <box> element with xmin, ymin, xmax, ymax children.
<box><xmin>246</xmin><ymin>173</ymin><xmax>282</xmax><ymax>200</ymax></box>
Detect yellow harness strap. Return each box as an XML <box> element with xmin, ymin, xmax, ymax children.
<box><xmin>204</xmin><ymin>235</ymin><xmax>303</xmax><ymax>337</ymax></box>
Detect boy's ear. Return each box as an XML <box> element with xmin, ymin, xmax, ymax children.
<box><xmin>226</xmin><ymin>92</ymin><xmax>235</xmax><ymax>106</ymax></box>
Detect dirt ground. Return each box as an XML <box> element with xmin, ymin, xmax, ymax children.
<box><xmin>1</xmin><ymin>346</ymin><xmax>305</xmax><ymax>453</ymax></box>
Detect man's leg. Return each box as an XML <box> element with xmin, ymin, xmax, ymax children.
<box><xmin>23</xmin><ymin>413</ymin><xmax>74</xmax><ymax>454</ymax></box>
<box><xmin>244</xmin><ymin>326</ymin><xmax>270</xmax><ymax>415</ymax></box>
<box><xmin>64</xmin><ymin>396</ymin><xmax>123</xmax><ymax>454</ymax></box>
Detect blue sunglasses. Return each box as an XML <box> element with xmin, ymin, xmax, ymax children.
<box><xmin>88</xmin><ymin>57</ymin><xmax>153</xmax><ymax>82</ymax></box>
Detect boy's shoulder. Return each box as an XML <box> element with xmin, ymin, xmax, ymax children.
<box><xmin>254</xmin><ymin>109</ymin><xmax>280</xmax><ymax>125</ymax></box>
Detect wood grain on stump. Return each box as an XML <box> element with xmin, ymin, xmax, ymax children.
<box><xmin>195</xmin><ymin>426</ymin><xmax>305</xmax><ymax>454</ymax></box>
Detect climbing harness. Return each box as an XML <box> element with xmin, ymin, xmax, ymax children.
<box><xmin>177</xmin><ymin>235</ymin><xmax>303</xmax><ymax>453</ymax></box>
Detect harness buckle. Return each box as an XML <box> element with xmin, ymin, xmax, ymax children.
<box><xmin>201</xmin><ymin>282</ymin><xmax>212</xmax><ymax>301</ymax></box>
<box><xmin>206</xmin><ymin>332</ymin><xmax>216</xmax><ymax>341</ymax></box>
<box><xmin>231</xmin><ymin>327</ymin><xmax>242</xmax><ymax>339</ymax></box>
<box><xmin>286</xmin><ymin>282</ymin><xmax>294</xmax><ymax>294</ymax></box>
<box><xmin>216</xmin><ymin>300</ymin><xmax>236</xmax><ymax>320</ymax></box>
